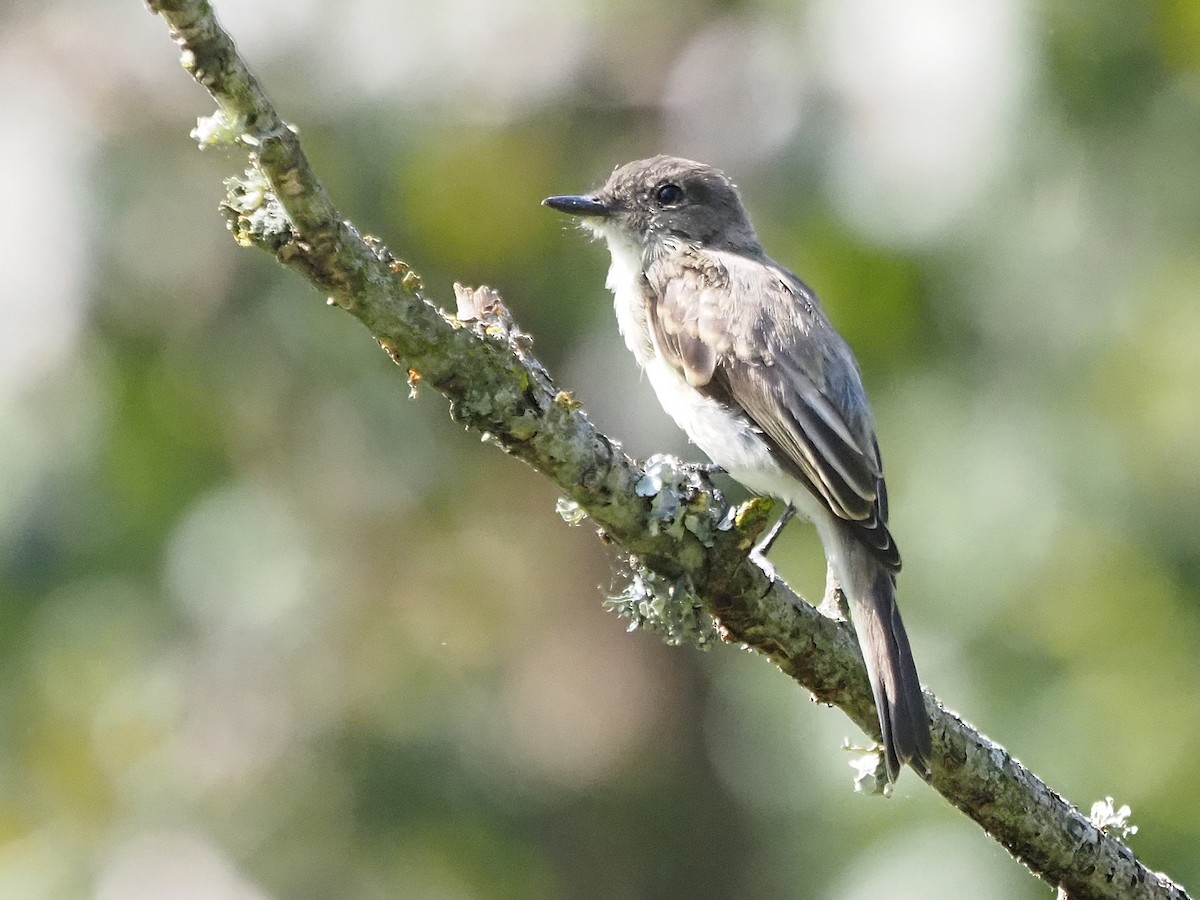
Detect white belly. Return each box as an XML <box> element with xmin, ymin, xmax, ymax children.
<box><xmin>641</xmin><ymin>351</ymin><xmax>827</xmax><ymax>516</ymax></box>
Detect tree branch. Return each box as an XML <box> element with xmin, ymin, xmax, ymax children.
<box><xmin>146</xmin><ymin>2</ymin><xmax>1190</xmax><ymax>898</ymax></box>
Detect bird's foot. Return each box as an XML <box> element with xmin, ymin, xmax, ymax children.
<box><xmin>752</xmin><ymin>502</ymin><xmax>796</xmax><ymax>558</ymax></box>
<box><xmin>748</xmin><ymin>543</ymin><xmax>778</xmax><ymax>580</ymax></box>
<box><xmin>817</xmin><ymin>568</ymin><xmax>849</xmax><ymax>621</ymax></box>
<box><xmin>747</xmin><ymin>503</ymin><xmax>796</xmax><ymax>581</ymax></box>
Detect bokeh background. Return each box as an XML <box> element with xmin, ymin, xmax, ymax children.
<box><xmin>3</xmin><ymin>0</ymin><xmax>1200</xmax><ymax>897</ymax></box>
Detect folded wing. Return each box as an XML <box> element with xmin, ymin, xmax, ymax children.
<box><xmin>647</xmin><ymin>248</ymin><xmax>899</xmax><ymax>570</ymax></box>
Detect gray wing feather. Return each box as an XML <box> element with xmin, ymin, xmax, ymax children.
<box><xmin>647</xmin><ymin>248</ymin><xmax>899</xmax><ymax>570</ymax></box>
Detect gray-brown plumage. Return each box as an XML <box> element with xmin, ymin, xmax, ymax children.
<box><xmin>545</xmin><ymin>155</ymin><xmax>932</xmax><ymax>781</ymax></box>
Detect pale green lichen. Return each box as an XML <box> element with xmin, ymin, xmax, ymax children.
<box><xmin>553</xmin><ymin>390</ymin><xmax>582</xmax><ymax>410</ymax></box>
<box><xmin>635</xmin><ymin>454</ymin><xmax>728</xmax><ymax>547</ymax></box>
<box><xmin>846</xmin><ymin>740</ymin><xmax>890</xmax><ymax>796</ymax></box>
<box><xmin>220</xmin><ymin>168</ymin><xmax>292</xmax><ymax>249</ymax></box>
<box><xmin>400</xmin><ymin>269</ymin><xmax>422</xmax><ymax>293</ymax></box>
<box><xmin>507</xmin><ymin>412</ymin><xmax>540</xmax><ymax>441</ymax></box>
<box><xmin>555</xmin><ymin>497</ymin><xmax>588</xmax><ymax>526</ymax></box>
<box><xmin>192</xmin><ymin>109</ymin><xmax>246</xmax><ymax>149</ymax></box>
<box><xmin>1090</xmin><ymin>797</ymin><xmax>1138</xmax><ymax>840</ymax></box>
<box><xmin>603</xmin><ymin>560</ymin><xmax>717</xmax><ymax>649</ymax></box>
<box><xmin>597</xmin><ymin>455</ymin><xmax>731</xmax><ymax>647</ymax></box>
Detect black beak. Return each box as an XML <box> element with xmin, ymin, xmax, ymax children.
<box><xmin>542</xmin><ymin>194</ymin><xmax>611</xmax><ymax>217</ymax></box>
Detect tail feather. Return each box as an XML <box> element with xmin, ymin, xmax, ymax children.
<box><xmin>831</xmin><ymin>526</ymin><xmax>932</xmax><ymax>781</ymax></box>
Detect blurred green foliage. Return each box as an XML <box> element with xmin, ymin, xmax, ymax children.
<box><xmin>1</xmin><ymin>1</ymin><xmax>1199</xmax><ymax>898</ymax></box>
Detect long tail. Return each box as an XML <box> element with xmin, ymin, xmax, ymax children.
<box><xmin>830</xmin><ymin>524</ymin><xmax>933</xmax><ymax>782</ymax></box>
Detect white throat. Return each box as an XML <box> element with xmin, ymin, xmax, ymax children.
<box><xmin>591</xmin><ymin>224</ymin><xmax>656</xmax><ymax>364</ymax></box>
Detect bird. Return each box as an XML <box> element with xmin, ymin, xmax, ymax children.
<box><xmin>543</xmin><ymin>155</ymin><xmax>933</xmax><ymax>781</ymax></box>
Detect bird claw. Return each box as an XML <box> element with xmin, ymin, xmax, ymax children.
<box><xmin>752</xmin><ymin>502</ymin><xmax>796</xmax><ymax>558</ymax></box>
<box><xmin>748</xmin><ymin>544</ymin><xmax>779</xmax><ymax>580</ymax></box>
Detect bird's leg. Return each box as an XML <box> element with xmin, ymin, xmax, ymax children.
<box><xmin>752</xmin><ymin>502</ymin><xmax>796</xmax><ymax>558</ymax></box>
<box><xmin>817</xmin><ymin>565</ymin><xmax>849</xmax><ymax>621</ymax></box>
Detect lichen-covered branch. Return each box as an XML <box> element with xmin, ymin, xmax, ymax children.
<box><xmin>145</xmin><ymin>2</ymin><xmax>1190</xmax><ymax>898</ymax></box>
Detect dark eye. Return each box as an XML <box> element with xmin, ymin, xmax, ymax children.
<box><xmin>655</xmin><ymin>183</ymin><xmax>684</xmax><ymax>206</ymax></box>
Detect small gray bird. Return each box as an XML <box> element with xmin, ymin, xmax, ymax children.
<box><xmin>544</xmin><ymin>155</ymin><xmax>932</xmax><ymax>781</ymax></box>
